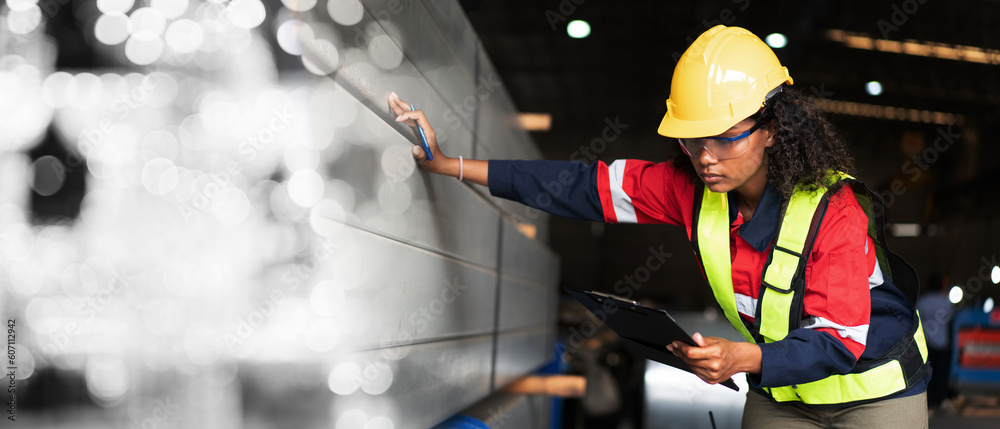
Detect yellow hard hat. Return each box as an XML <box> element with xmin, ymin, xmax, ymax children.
<box><xmin>658</xmin><ymin>25</ymin><xmax>793</xmax><ymax>138</ymax></box>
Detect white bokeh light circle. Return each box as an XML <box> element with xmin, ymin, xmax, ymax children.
<box><xmin>366</xmin><ymin>416</ymin><xmax>395</xmax><ymax>429</ymax></box>
<box><xmin>129</xmin><ymin>7</ymin><xmax>167</xmax><ymax>37</ymax></box>
<box><xmin>226</xmin><ymin>0</ymin><xmax>266</xmax><ymax>30</ymax></box>
<box><xmin>328</xmin><ymin>362</ymin><xmax>362</xmax><ymax>395</ymax></box>
<box><xmin>94</xmin><ymin>12</ymin><xmax>131</xmax><ymax>45</ymax></box>
<box><xmin>97</xmin><ymin>0</ymin><xmax>135</xmax><ymax>14</ymax></box>
<box><xmin>165</xmin><ymin>19</ymin><xmax>204</xmax><ymax>53</ymax></box>
<box><xmin>141</xmin><ymin>157</ymin><xmax>179</xmax><ymax>196</ymax></box>
<box><xmin>276</xmin><ymin>19</ymin><xmax>313</xmax><ymax>56</ymax></box>
<box><xmin>281</xmin><ymin>0</ymin><xmax>317</xmax><ymax>12</ymax></box>
<box><xmin>287</xmin><ymin>169</ymin><xmax>325</xmax><ymax>208</ymax></box>
<box><xmin>360</xmin><ymin>362</ymin><xmax>393</xmax><ymax>395</ymax></box>
<box><xmin>124</xmin><ymin>34</ymin><xmax>164</xmax><ymax>65</ymax></box>
<box><xmin>151</xmin><ymin>0</ymin><xmax>189</xmax><ymax>19</ymax></box>
<box><xmin>302</xmin><ymin>39</ymin><xmax>340</xmax><ymax>76</ymax></box>
<box><xmin>336</xmin><ymin>410</ymin><xmax>367</xmax><ymax>429</ymax></box>
<box><xmin>6</xmin><ymin>0</ymin><xmax>39</xmax><ymax>9</ymax></box>
<box><xmin>41</xmin><ymin>71</ymin><xmax>76</xmax><ymax>108</ymax></box>
<box><xmin>86</xmin><ymin>358</ymin><xmax>129</xmax><ymax>404</ymax></box>
<box><xmin>368</xmin><ymin>34</ymin><xmax>403</xmax><ymax>70</ymax></box>
<box><xmin>327</xmin><ymin>0</ymin><xmax>363</xmax><ymax>26</ymax></box>
<box><xmin>7</xmin><ymin>4</ymin><xmax>42</xmax><ymax>35</ymax></box>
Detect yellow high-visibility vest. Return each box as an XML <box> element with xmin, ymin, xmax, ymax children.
<box><xmin>691</xmin><ymin>174</ymin><xmax>928</xmax><ymax>405</ymax></box>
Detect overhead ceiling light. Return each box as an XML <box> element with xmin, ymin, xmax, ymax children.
<box><xmin>992</xmin><ymin>266</ymin><xmax>1000</xmax><ymax>284</ymax></box>
<box><xmin>809</xmin><ymin>97</ymin><xmax>964</xmax><ymax>126</ymax></box>
<box><xmin>567</xmin><ymin>20</ymin><xmax>590</xmax><ymax>39</ymax></box>
<box><xmin>949</xmin><ymin>286</ymin><xmax>964</xmax><ymax>304</ymax></box>
<box><xmin>865</xmin><ymin>81</ymin><xmax>883</xmax><ymax>96</ymax></box>
<box><xmin>765</xmin><ymin>33</ymin><xmax>787</xmax><ymax>49</ymax></box>
<box><xmin>827</xmin><ymin>29</ymin><xmax>1000</xmax><ymax>65</ymax></box>
<box><xmin>986</xmin><ymin>297</ymin><xmax>995</xmax><ymax>314</ymax></box>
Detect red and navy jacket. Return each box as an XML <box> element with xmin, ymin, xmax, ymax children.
<box><xmin>488</xmin><ymin>158</ymin><xmax>927</xmax><ymax>396</ymax></box>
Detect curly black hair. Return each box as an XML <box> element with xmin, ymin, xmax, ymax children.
<box><xmin>673</xmin><ymin>85</ymin><xmax>855</xmax><ymax>198</ymax></box>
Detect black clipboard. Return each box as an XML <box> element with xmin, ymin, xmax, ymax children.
<box><xmin>565</xmin><ymin>288</ymin><xmax>739</xmax><ymax>391</ymax></box>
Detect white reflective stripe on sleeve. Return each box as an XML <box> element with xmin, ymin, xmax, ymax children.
<box><xmin>869</xmin><ymin>260</ymin><xmax>884</xmax><ymax>289</ymax></box>
<box><xmin>607</xmin><ymin>160</ymin><xmax>637</xmax><ymax>223</ymax></box>
<box><xmin>735</xmin><ymin>293</ymin><xmax>758</xmax><ymax>318</ymax></box>
<box><xmin>800</xmin><ymin>316</ymin><xmax>869</xmax><ymax>345</ymax></box>
<box><xmin>865</xmin><ymin>236</ymin><xmax>884</xmax><ymax>289</ymax></box>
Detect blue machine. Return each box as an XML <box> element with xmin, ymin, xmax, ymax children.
<box><xmin>951</xmin><ymin>308</ymin><xmax>1000</xmax><ymax>392</ymax></box>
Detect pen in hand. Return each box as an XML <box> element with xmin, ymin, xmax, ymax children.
<box><xmin>410</xmin><ymin>103</ymin><xmax>433</xmax><ymax>161</ymax></box>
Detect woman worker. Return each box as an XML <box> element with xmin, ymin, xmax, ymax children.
<box><xmin>389</xmin><ymin>25</ymin><xmax>930</xmax><ymax>428</ymax></box>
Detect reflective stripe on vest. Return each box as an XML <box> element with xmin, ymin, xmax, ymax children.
<box><xmin>758</xmin><ymin>181</ymin><xmax>830</xmax><ymax>343</ymax></box>
<box><xmin>764</xmin><ymin>317</ymin><xmax>928</xmax><ymax>403</ymax></box>
<box><xmin>694</xmin><ymin>177</ymin><xmax>928</xmax><ymax>405</ymax></box>
<box><xmin>695</xmin><ymin>189</ymin><xmax>755</xmax><ymax>343</ymax></box>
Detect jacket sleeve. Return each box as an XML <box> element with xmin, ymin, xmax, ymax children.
<box><xmin>487</xmin><ymin>159</ymin><xmax>692</xmax><ymax>225</ymax></box>
<box><xmin>754</xmin><ymin>187</ymin><xmax>873</xmax><ymax>387</ymax></box>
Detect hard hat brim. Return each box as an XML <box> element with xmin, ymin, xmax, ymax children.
<box><xmin>657</xmin><ymin>104</ymin><xmax>757</xmax><ymax>139</ymax></box>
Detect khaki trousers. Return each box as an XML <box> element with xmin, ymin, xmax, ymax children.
<box><xmin>741</xmin><ymin>390</ymin><xmax>928</xmax><ymax>429</ymax></box>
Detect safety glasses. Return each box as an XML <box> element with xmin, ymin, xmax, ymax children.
<box><xmin>677</xmin><ymin>120</ymin><xmax>766</xmax><ymax>160</ymax></box>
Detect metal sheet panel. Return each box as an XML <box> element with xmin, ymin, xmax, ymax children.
<box><xmin>330</xmin><ymin>335</ymin><xmax>495</xmax><ymax>429</ymax></box>
<box><xmin>292</xmin><ymin>4</ymin><xmax>562</xmax><ymax>427</ymax></box>
<box><xmin>492</xmin><ymin>327</ymin><xmax>555</xmax><ymax>390</ymax></box>
<box><xmin>500</xmin><ymin>219</ymin><xmax>560</xmax><ymax>286</ymax></box>
<box><xmin>301</xmin><ymin>5</ymin><xmax>477</xmax><ymax>162</ymax></box>
<box><xmin>320</xmin><ymin>83</ymin><xmax>501</xmax><ymax>268</ymax></box>
<box><xmin>474</xmin><ymin>45</ymin><xmax>542</xmax><ymax>161</ymax></box>
<box><xmin>474</xmin><ymin>92</ymin><xmax>525</xmax><ymax>161</ymax></box>
<box><xmin>472</xmin><ymin>145</ymin><xmax>553</xmax><ymax>242</ymax></box>
<box><xmin>362</xmin><ymin>0</ymin><xmax>479</xmax><ymax>132</ymax></box>
<box><xmin>498</xmin><ymin>275</ymin><xmax>555</xmax><ymax>331</ymax></box>
<box><xmin>318</xmin><ymin>224</ymin><xmax>498</xmax><ymax>351</ymax></box>
<box><xmin>421</xmin><ymin>0</ymin><xmax>480</xmax><ymax>77</ymax></box>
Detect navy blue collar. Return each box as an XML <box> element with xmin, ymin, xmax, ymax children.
<box><xmin>727</xmin><ymin>182</ymin><xmax>783</xmax><ymax>252</ymax></box>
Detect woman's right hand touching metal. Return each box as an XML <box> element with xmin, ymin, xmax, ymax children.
<box><xmin>387</xmin><ymin>92</ymin><xmax>447</xmax><ymax>173</ymax></box>
<box><xmin>386</xmin><ymin>91</ymin><xmax>489</xmax><ymax>186</ymax></box>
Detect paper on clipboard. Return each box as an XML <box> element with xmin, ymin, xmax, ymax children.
<box><xmin>565</xmin><ymin>288</ymin><xmax>739</xmax><ymax>391</ymax></box>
